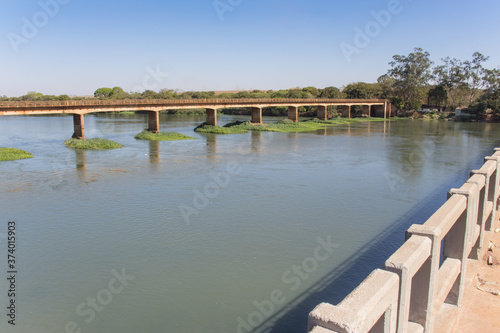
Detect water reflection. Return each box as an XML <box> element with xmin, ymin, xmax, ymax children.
<box><xmin>149</xmin><ymin>140</ymin><xmax>161</xmax><ymax>164</ymax></box>
<box><xmin>205</xmin><ymin>134</ymin><xmax>218</xmax><ymax>160</ymax></box>
<box><xmin>251</xmin><ymin>131</ymin><xmax>262</xmax><ymax>152</ymax></box>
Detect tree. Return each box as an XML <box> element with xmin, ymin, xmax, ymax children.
<box><xmin>387</xmin><ymin>47</ymin><xmax>434</xmax><ymax>109</ymax></box>
<box><xmin>433</xmin><ymin>57</ymin><xmax>463</xmax><ymax>108</ymax></box>
<box><xmin>427</xmin><ymin>85</ymin><xmax>447</xmax><ymax>107</ymax></box>
<box><xmin>302</xmin><ymin>86</ymin><xmax>320</xmax><ymax>97</ymax></box>
<box><xmin>343</xmin><ymin>82</ymin><xmax>379</xmax><ymax>99</ymax></box>
<box><xmin>462</xmin><ymin>52</ymin><xmax>490</xmax><ymax>104</ymax></box>
<box><xmin>94</xmin><ymin>87</ymin><xmax>113</xmax><ymax>98</ymax></box>
<box><xmin>319</xmin><ymin>86</ymin><xmax>344</xmax><ymax>99</ymax></box>
<box><xmin>377</xmin><ymin>75</ymin><xmax>395</xmax><ymax>99</ymax></box>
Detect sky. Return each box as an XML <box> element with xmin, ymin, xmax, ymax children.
<box><xmin>1</xmin><ymin>0</ymin><xmax>499</xmax><ymax>96</ymax></box>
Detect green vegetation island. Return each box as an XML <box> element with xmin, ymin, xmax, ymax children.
<box><xmin>0</xmin><ymin>148</ymin><xmax>34</xmax><ymax>161</ymax></box>
<box><xmin>195</xmin><ymin>118</ymin><xmax>388</xmax><ymax>134</ymax></box>
<box><xmin>134</xmin><ymin>130</ymin><xmax>196</xmax><ymax>141</ymax></box>
<box><xmin>2</xmin><ymin>48</ymin><xmax>499</xmax><ymax>122</ymax></box>
<box><xmin>64</xmin><ymin>138</ymin><xmax>123</xmax><ymax>150</ymax></box>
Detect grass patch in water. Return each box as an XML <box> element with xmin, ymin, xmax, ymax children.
<box><xmin>0</xmin><ymin>148</ymin><xmax>34</xmax><ymax>161</ymax></box>
<box><xmin>65</xmin><ymin>138</ymin><xmax>123</xmax><ymax>150</ymax></box>
<box><xmin>134</xmin><ymin>130</ymin><xmax>196</xmax><ymax>141</ymax></box>
<box><xmin>194</xmin><ymin>117</ymin><xmax>392</xmax><ymax>134</ymax></box>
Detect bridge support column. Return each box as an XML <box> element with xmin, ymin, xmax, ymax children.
<box><xmin>341</xmin><ymin>105</ymin><xmax>351</xmax><ymax>118</ymax></box>
<box><xmin>288</xmin><ymin>106</ymin><xmax>298</xmax><ymax>122</ymax></box>
<box><xmin>317</xmin><ymin>105</ymin><xmax>328</xmax><ymax>120</ymax></box>
<box><xmin>362</xmin><ymin>105</ymin><xmax>371</xmax><ymax>117</ymax></box>
<box><xmin>206</xmin><ymin>108</ymin><xmax>217</xmax><ymax>126</ymax></box>
<box><xmin>148</xmin><ymin>111</ymin><xmax>160</xmax><ymax>133</ymax></box>
<box><xmin>251</xmin><ymin>107</ymin><xmax>262</xmax><ymax>124</ymax></box>
<box><xmin>374</xmin><ymin>105</ymin><xmax>385</xmax><ymax>118</ymax></box>
<box><xmin>72</xmin><ymin>114</ymin><xmax>85</xmax><ymax>140</ymax></box>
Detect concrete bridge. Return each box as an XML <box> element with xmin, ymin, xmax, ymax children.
<box><xmin>308</xmin><ymin>148</ymin><xmax>500</xmax><ymax>333</ymax></box>
<box><xmin>0</xmin><ymin>98</ymin><xmax>392</xmax><ymax>139</ymax></box>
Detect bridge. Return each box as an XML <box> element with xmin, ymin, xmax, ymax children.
<box><xmin>0</xmin><ymin>98</ymin><xmax>392</xmax><ymax>139</ymax></box>
<box><xmin>308</xmin><ymin>148</ymin><xmax>500</xmax><ymax>333</ymax></box>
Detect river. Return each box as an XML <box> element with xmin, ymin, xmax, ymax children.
<box><xmin>0</xmin><ymin>114</ymin><xmax>499</xmax><ymax>333</ymax></box>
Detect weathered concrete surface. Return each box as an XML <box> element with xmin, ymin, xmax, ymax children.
<box><xmin>436</xmin><ymin>218</ymin><xmax>500</xmax><ymax>333</ymax></box>
<box><xmin>317</xmin><ymin>105</ymin><xmax>328</xmax><ymax>120</ymax></box>
<box><xmin>251</xmin><ymin>107</ymin><xmax>262</xmax><ymax>124</ymax></box>
<box><xmin>72</xmin><ymin>114</ymin><xmax>85</xmax><ymax>139</ymax></box>
<box><xmin>288</xmin><ymin>106</ymin><xmax>299</xmax><ymax>122</ymax></box>
<box><xmin>148</xmin><ymin>111</ymin><xmax>160</xmax><ymax>133</ymax></box>
<box><xmin>206</xmin><ymin>108</ymin><xmax>217</xmax><ymax>126</ymax></box>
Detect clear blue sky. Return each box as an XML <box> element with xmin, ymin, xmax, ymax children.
<box><xmin>1</xmin><ymin>0</ymin><xmax>499</xmax><ymax>96</ymax></box>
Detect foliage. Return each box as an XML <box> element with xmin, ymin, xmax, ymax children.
<box><xmin>194</xmin><ymin>118</ymin><xmax>388</xmax><ymax>135</ymax></box>
<box><xmin>64</xmin><ymin>138</ymin><xmax>123</xmax><ymax>150</ymax></box>
<box><xmin>134</xmin><ymin>130</ymin><xmax>196</xmax><ymax>141</ymax></box>
<box><xmin>387</xmin><ymin>47</ymin><xmax>434</xmax><ymax>108</ymax></box>
<box><xmin>0</xmin><ymin>148</ymin><xmax>34</xmax><ymax>161</ymax></box>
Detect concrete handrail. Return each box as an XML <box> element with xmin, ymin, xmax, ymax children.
<box><xmin>308</xmin><ymin>148</ymin><xmax>500</xmax><ymax>333</ymax></box>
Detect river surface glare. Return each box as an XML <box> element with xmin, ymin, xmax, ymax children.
<box><xmin>0</xmin><ymin>114</ymin><xmax>499</xmax><ymax>333</ymax></box>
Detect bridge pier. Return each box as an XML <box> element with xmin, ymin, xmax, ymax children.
<box><xmin>72</xmin><ymin>114</ymin><xmax>85</xmax><ymax>140</ymax></box>
<box><xmin>288</xmin><ymin>106</ymin><xmax>298</xmax><ymax>122</ymax></box>
<box><xmin>147</xmin><ymin>111</ymin><xmax>160</xmax><ymax>133</ymax></box>
<box><xmin>341</xmin><ymin>105</ymin><xmax>351</xmax><ymax>118</ymax></box>
<box><xmin>362</xmin><ymin>105</ymin><xmax>371</xmax><ymax>117</ymax></box>
<box><xmin>206</xmin><ymin>108</ymin><xmax>217</xmax><ymax>126</ymax></box>
<box><xmin>251</xmin><ymin>107</ymin><xmax>262</xmax><ymax>124</ymax></box>
<box><xmin>317</xmin><ymin>105</ymin><xmax>328</xmax><ymax>120</ymax></box>
<box><xmin>374</xmin><ymin>105</ymin><xmax>386</xmax><ymax>118</ymax></box>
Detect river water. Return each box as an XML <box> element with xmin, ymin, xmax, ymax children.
<box><xmin>0</xmin><ymin>114</ymin><xmax>499</xmax><ymax>333</ymax></box>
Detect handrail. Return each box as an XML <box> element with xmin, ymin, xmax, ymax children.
<box><xmin>308</xmin><ymin>148</ymin><xmax>500</xmax><ymax>333</ymax></box>
<box><xmin>0</xmin><ymin>98</ymin><xmax>390</xmax><ymax>109</ymax></box>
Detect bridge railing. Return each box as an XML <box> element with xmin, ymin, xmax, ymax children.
<box><xmin>308</xmin><ymin>148</ymin><xmax>500</xmax><ymax>333</ymax></box>
<box><xmin>0</xmin><ymin>98</ymin><xmax>389</xmax><ymax>109</ymax></box>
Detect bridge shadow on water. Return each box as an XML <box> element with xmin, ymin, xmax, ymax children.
<box><xmin>250</xmin><ymin>146</ymin><xmax>497</xmax><ymax>333</ymax></box>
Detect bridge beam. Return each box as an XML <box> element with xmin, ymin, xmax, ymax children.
<box><xmin>317</xmin><ymin>105</ymin><xmax>328</xmax><ymax>120</ymax></box>
<box><xmin>72</xmin><ymin>114</ymin><xmax>85</xmax><ymax>140</ymax></box>
<box><xmin>206</xmin><ymin>108</ymin><xmax>217</xmax><ymax>126</ymax></box>
<box><xmin>251</xmin><ymin>107</ymin><xmax>262</xmax><ymax>124</ymax></box>
<box><xmin>288</xmin><ymin>106</ymin><xmax>298</xmax><ymax>122</ymax></box>
<box><xmin>147</xmin><ymin>111</ymin><xmax>160</xmax><ymax>133</ymax></box>
<box><xmin>362</xmin><ymin>105</ymin><xmax>371</xmax><ymax>117</ymax></box>
<box><xmin>341</xmin><ymin>105</ymin><xmax>351</xmax><ymax>118</ymax></box>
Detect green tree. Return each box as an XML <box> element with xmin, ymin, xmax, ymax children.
<box><xmin>387</xmin><ymin>47</ymin><xmax>434</xmax><ymax>109</ymax></box>
<box><xmin>319</xmin><ymin>86</ymin><xmax>344</xmax><ymax>99</ymax></box>
<box><xmin>94</xmin><ymin>87</ymin><xmax>113</xmax><ymax>98</ymax></box>
<box><xmin>427</xmin><ymin>85</ymin><xmax>448</xmax><ymax>107</ymax></box>
<box><xmin>462</xmin><ymin>52</ymin><xmax>490</xmax><ymax>104</ymax></box>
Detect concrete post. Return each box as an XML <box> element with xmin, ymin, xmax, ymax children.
<box><xmin>72</xmin><ymin>114</ymin><xmax>85</xmax><ymax>140</ymax></box>
<box><xmin>288</xmin><ymin>106</ymin><xmax>298</xmax><ymax>122</ymax></box>
<box><xmin>362</xmin><ymin>105</ymin><xmax>371</xmax><ymax>117</ymax></box>
<box><xmin>405</xmin><ymin>224</ymin><xmax>442</xmax><ymax>333</ymax></box>
<box><xmin>317</xmin><ymin>105</ymin><xmax>328</xmax><ymax>120</ymax></box>
<box><xmin>445</xmin><ymin>184</ymin><xmax>477</xmax><ymax>306</ymax></box>
<box><xmin>384</xmin><ymin>235</ymin><xmax>432</xmax><ymax>333</ymax></box>
<box><xmin>148</xmin><ymin>111</ymin><xmax>160</xmax><ymax>133</ymax></box>
<box><xmin>341</xmin><ymin>105</ymin><xmax>351</xmax><ymax>118</ymax></box>
<box><xmin>206</xmin><ymin>108</ymin><xmax>217</xmax><ymax>126</ymax></box>
<box><xmin>251</xmin><ymin>107</ymin><xmax>262</xmax><ymax>124</ymax></box>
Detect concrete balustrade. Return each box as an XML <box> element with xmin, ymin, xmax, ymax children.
<box><xmin>308</xmin><ymin>148</ymin><xmax>500</xmax><ymax>333</ymax></box>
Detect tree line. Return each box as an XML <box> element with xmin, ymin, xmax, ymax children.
<box><xmin>2</xmin><ymin>48</ymin><xmax>499</xmax><ymax>115</ymax></box>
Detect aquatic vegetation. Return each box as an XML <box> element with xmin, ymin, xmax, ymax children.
<box><xmin>134</xmin><ymin>130</ymin><xmax>196</xmax><ymax>141</ymax></box>
<box><xmin>0</xmin><ymin>147</ymin><xmax>34</xmax><ymax>161</ymax></box>
<box><xmin>64</xmin><ymin>138</ymin><xmax>123</xmax><ymax>150</ymax></box>
<box><xmin>194</xmin><ymin>117</ymin><xmax>392</xmax><ymax>134</ymax></box>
